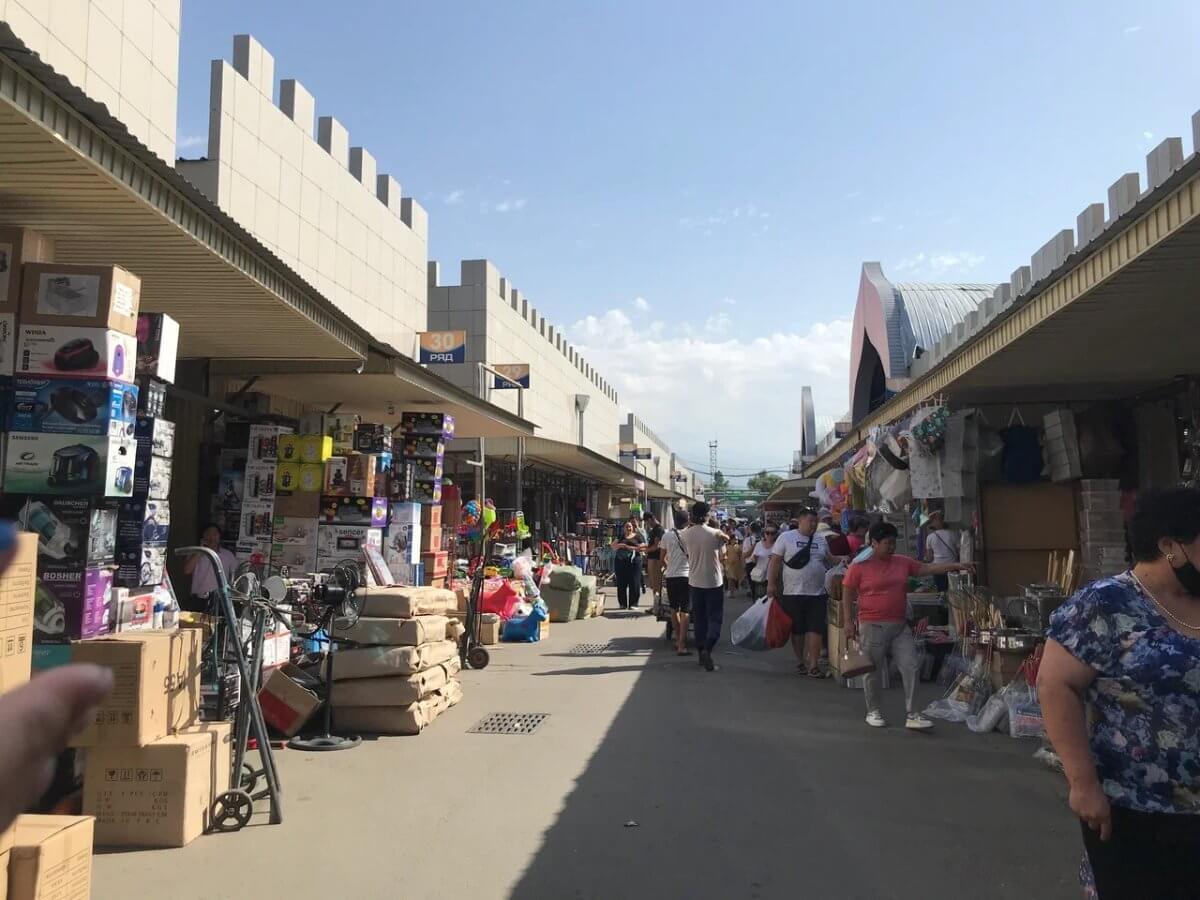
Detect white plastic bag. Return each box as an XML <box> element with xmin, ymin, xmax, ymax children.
<box><xmin>731</xmin><ymin>597</ymin><xmax>771</xmax><ymax>651</ymax></box>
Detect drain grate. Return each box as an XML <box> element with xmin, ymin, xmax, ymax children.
<box><xmin>469</xmin><ymin>712</ymin><xmax>549</xmax><ymax>735</ymax></box>
<box><xmin>566</xmin><ymin>641</ymin><xmax>614</xmax><ymax>656</ymax></box>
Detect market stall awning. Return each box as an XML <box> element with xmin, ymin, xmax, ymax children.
<box><xmin>762</xmin><ymin>477</ymin><xmax>815</xmax><ymax>508</ymax></box>
<box><xmin>0</xmin><ymin>38</ymin><xmax>369</xmax><ymax>363</ymax></box>
<box><xmin>210</xmin><ymin>353</ymin><xmax>537</xmax><ymax>439</ymax></box>
<box><xmin>807</xmin><ymin>150</ymin><xmax>1200</xmax><ymax>476</ymax></box>
<box><xmin>484</xmin><ymin>436</ymin><xmax>666</xmax><ymax>491</ymax></box>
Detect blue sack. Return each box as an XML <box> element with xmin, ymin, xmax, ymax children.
<box><xmin>501</xmin><ymin>602</ymin><xmax>548</xmax><ymax>642</ymax></box>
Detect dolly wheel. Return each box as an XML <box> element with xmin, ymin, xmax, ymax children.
<box><xmin>467</xmin><ymin>645</ymin><xmax>491</xmax><ymax>670</ymax></box>
<box><xmin>239</xmin><ymin>763</ymin><xmax>259</xmax><ymax>794</ymax></box>
<box><xmin>211</xmin><ymin>790</ymin><xmax>254</xmax><ymax>832</ymax></box>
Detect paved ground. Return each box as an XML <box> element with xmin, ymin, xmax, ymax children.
<box><xmin>92</xmin><ymin>590</ymin><xmax>1082</xmax><ymax>900</ymax></box>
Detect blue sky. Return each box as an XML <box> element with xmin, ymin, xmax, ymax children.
<box><xmin>177</xmin><ymin>1</ymin><xmax>1200</xmax><ymax>479</ymax></box>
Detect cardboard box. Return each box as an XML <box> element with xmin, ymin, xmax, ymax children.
<box><xmin>177</xmin><ymin>721</ymin><xmax>233</xmax><ymax>804</ymax></box>
<box><xmin>244</xmin><ymin>461</ymin><xmax>276</xmax><ymax>500</ymax></box>
<box><xmin>400</xmin><ymin>411</ymin><xmax>454</xmax><ymax>438</ymax></box>
<box><xmin>110</xmin><ymin>587</ymin><xmax>153</xmax><ymax>633</ymax></box>
<box><xmin>5</xmin><ymin>432</ymin><xmax>134</xmax><ymax>497</ymax></box>
<box><xmin>419</xmin><ymin>525</ymin><xmax>443</xmax><ymax>552</ymax></box>
<box><xmin>83</xmin><ymin>730</ymin><xmax>214</xmax><ymax>848</ymax></box>
<box><xmin>0</xmin><ymin>311</ymin><xmax>15</xmax><ymax>375</ymax></box>
<box><xmin>9</xmin><ymin>495</ymin><xmax>118</xmax><ymax>570</ymax></box>
<box><xmin>354</xmin><ymin>424</ymin><xmax>393</xmax><ymax>454</ymax></box>
<box><xmin>133</xmin><ymin>416</ymin><xmax>174</xmax><ymax>458</ymax></box>
<box><xmin>421</xmin><ymin>551</ymin><xmax>448</xmax><ymax>578</ymax></box>
<box><xmin>237</xmin><ymin>500</ymin><xmax>274</xmax><ymax>545</ymax></box>
<box><xmin>420</xmin><ymin>504</ymin><xmax>442</xmax><ymax>528</ymax></box>
<box><xmin>0</xmin><ymin>227</ymin><xmax>54</xmax><ymax>313</ymax></box>
<box><xmin>133</xmin><ymin>446</ymin><xmax>171</xmax><ymax>500</ymax></box>
<box><xmin>270</xmin><ymin>543</ymin><xmax>318</xmax><ymax>573</ymax></box>
<box><xmin>33</xmin><ymin>566</ymin><xmax>112</xmax><ymax>643</ymax></box>
<box><xmin>270</xmin><ymin>517</ymin><xmax>318</xmax><ymax>547</ymax></box>
<box><xmin>346</xmin><ymin>454</ymin><xmax>377</xmax><ymax>497</ymax></box>
<box><xmin>115</xmin><ymin>497</ymin><xmax>169</xmax><ymax>549</ymax></box>
<box><xmin>478</xmin><ymin>618</ymin><xmax>500</xmax><ymax>645</ymax></box>
<box><xmin>70</xmin><ymin>633</ymin><xmax>172</xmax><ymax>747</ymax></box>
<box><xmin>390</xmin><ymin>501</ymin><xmax>420</xmax><ymax>527</ymax></box>
<box><xmin>276</xmin><ymin>433</ymin><xmax>300</xmax><ymax>462</ymax></box>
<box><xmin>274</xmin><ymin>490</ymin><xmax>322</xmax><ymax>520</ymax></box>
<box><xmin>400</xmin><ymin>434</ymin><xmax>445</xmax><ymax>459</ymax></box>
<box><xmin>410</xmin><ymin>479</ymin><xmax>442</xmax><ymax>505</ymax></box>
<box><xmin>115</xmin><ymin>545</ymin><xmax>165</xmax><ymax>588</ymax></box>
<box><xmin>9</xmin><ymin>376</ymin><xmax>138</xmax><ymax>437</ymax></box>
<box><xmin>135</xmin><ymin>312</ymin><xmax>179</xmax><ymax>383</ymax></box>
<box><xmin>409</xmin><ymin>457</ymin><xmax>443</xmax><ymax>481</ymax></box>
<box><xmin>316</xmin><ymin>524</ymin><xmax>382</xmax><ymax>560</ymax></box>
<box><xmin>323</xmin><ymin>457</ymin><xmax>348</xmax><ymax>495</ymax></box>
<box><xmin>319</xmin><ymin>495</ymin><xmax>388</xmax><ymax>527</ymax></box>
<box><xmin>0</xmin><ymin>534</ymin><xmax>37</xmax><ymax>696</ymax></box>
<box><xmin>21</xmin><ymin>263</ymin><xmax>140</xmax><ymax>334</ymax></box>
<box><xmin>17</xmin><ymin>325</ymin><xmax>135</xmax><ymax>382</ymax></box>
<box><xmin>990</xmin><ymin>650</ymin><xmax>1027</xmax><ymax>691</ymax></box>
<box><xmin>258</xmin><ymin>663</ymin><xmax>320</xmax><ymax>737</ymax></box>
<box><xmin>298</xmin><ymin>463</ymin><xmax>324</xmax><ymax>492</ymax></box>
<box><xmin>275</xmin><ymin>462</ymin><xmax>301</xmax><ymax>494</ymax></box>
<box><xmin>135</xmin><ymin>375</ymin><xmax>165</xmax><ymax>417</ymax></box>
<box><xmin>299</xmin><ymin>434</ymin><xmax>332</xmax><ymax>464</ymax></box>
<box><xmin>163</xmin><ymin>628</ymin><xmax>202</xmax><ymax>732</ymax></box>
<box><xmin>8</xmin><ymin>815</ymin><xmax>93</xmax><ymax>900</ymax></box>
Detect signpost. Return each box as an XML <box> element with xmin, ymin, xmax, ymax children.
<box><xmin>418</xmin><ymin>330</ymin><xmax>467</xmax><ymax>364</ymax></box>
<box><xmin>492</xmin><ymin>363</ymin><xmax>530</xmax><ymax>389</ymax></box>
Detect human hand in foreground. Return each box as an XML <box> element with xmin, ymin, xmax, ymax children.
<box><xmin>1070</xmin><ymin>779</ymin><xmax>1112</xmax><ymax>841</ymax></box>
<box><xmin>0</xmin><ymin>664</ymin><xmax>114</xmax><ymax>832</ymax></box>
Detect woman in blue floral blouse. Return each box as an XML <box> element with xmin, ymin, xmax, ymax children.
<box><xmin>1041</xmin><ymin>488</ymin><xmax>1200</xmax><ymax>898</ymax></box>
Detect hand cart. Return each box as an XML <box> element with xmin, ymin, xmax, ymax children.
<box><xmin>459</xmin><ymin>529</ymin><xmax>500</xmax><ymax>671</ymax></box>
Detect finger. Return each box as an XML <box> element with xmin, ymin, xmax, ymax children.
<box><xmin>1100</xmin><ymin>817</ymin><xmax>1112</xmax><ymax>842</ymax></box>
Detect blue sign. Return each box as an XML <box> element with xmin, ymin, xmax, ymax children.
<box><xmin>419</xmin><ymin>331</ymin><xmax>467</xmax><ymax>364</ymax></box>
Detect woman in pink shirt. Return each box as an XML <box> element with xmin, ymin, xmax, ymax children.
<box><xmin>841</xmin><ymin>521</ymin><xmax>972</xmax><ymax>731</ymax></box>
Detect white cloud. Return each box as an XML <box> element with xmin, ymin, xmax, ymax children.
<box><xmin>1143</xmin><ymin>130</ymin><xmax>1154</xmax><ymax>141</ymax></box>
<box><xmin>894</xmin><ymin>251</ymin><xmax>985</xmax><ymax>277</ymax></box>
<box><xmin>568</xmin><ymin>309</ymin><xmax>852</xmax><ymax>466</ymax></box>
<box><xmin>494</xmin><ymin>198</ymin><xmax>527</xmax><ymax>213</ymax></box>
<box><xmin>868</xmin><ymin>213</ymin><xmax>885</xmax><ymax>224</ymax></box>
<box><xmin>845</xmin><ymin>190</ymin><xmax>862</xmax><ymax>200</ymax></box>
<box><xmin>178</xmin><ymin>134</ymin><xmax>205</xmax><ymax>151</ymax></box>
<box><xmin>632</xmin><ymin>296</ymin><xmax>651</xmax><ymax>312</ymax></box>
<box><xmin>720</xmin><ymin>297</ymin><xmax>738</xmax><ymax>306</ymax></box>
<box><xmin>1124</xmin><ymin>24</ymin><xmax>1143</xmax><ymax>33</ymax></box>
<box><xmin>444</xmin><ymin>189</ymin><xmax>465</xmax><ymax>205</ymax></box>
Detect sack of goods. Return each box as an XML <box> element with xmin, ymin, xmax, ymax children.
<box><xmin>330</xmin><ymin>585</ymin><xmax>464</xmax><ymax>735</ymax></box>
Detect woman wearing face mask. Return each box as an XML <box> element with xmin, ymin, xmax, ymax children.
<box><xmin>612</xmin><ymin>520</ymin><xmax>646</xmax><ymax>611</ymax></box>
<box><xmin>1040</xmin><ymin>488</ymin><xmax>1200</xmax><ymax>899</ymax></box>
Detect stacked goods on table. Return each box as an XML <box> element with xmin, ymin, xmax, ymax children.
<box><xmin>77</xmin><ymin>628</ymin><xmax>234</xmax><ymax>849</ymax></box>
<box><xmin>398</xmin><ymin>413</ymin><xmax>451</xmax><ymax>587</ymax></box>
<box><xmin>1</xmin><ymin>244</ymin><xmax>183</xmax><ymax>642</ymax></box>
<box><xmin>1043</xmin><ymin>410</ymin><xmax>1082</xmax><ymax>482</ymax></box>
<box><xmin>330</xmin><ymin>585</ymin><xmax>463</xmax><ymax>734</ymax></box>
<box><xmin>1077</xmin><ymin>479</ymin><xmax>1126</xmax><ymax>583</ymax></box>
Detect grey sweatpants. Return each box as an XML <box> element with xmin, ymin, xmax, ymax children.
<box><xmin>861</xmin><ymin>621</ymin><xmax>919</xmax><ymax>715</ymax></box>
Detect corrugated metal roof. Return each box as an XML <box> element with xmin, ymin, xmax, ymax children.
<box><xmin>892</xmin><ymin>282</ymin><xmax>996</xmax><ymax>356</ymax></box>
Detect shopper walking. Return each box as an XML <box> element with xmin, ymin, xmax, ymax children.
<box><xmin>923</xmin><ymin>510</ymin><xmax>959</xmax><ymax>593</ymax></box>
<box><xmin>742</xmin><ymin>523</ymin><xmax>761</xmax><ymax>592</ymax></box>
<box><xmin>842</xmin><ymin>521</ymin><xmax>972</xmax><ymax>729</ymax></box>
<box><xmin>747</xmin><ymin>523</ymin><xmax>777</xmax><ymax>599</ymax></box>
<box><xmin>767</xmin><ymin>509</ymin><xmax>838</xmax><ymax>677</ymax></box>
<box><xmin>660</xmin><ymin>508</ymin><xmax>692</xmax><ymax>655</ymax></box>
<box><xmin>846</xmin><ymin>516</ymin><xmax>870</xmax><ymax>555</ymax></box>
<box><xmin>611</xmin><ymin>521</ymin><xmax>646</xmax><ymax>611</ymax></box>
<box><xmin>724</xmin><ymin>533</ymin><xmax>746</xmax><ymax>597</ymax></box>
<box><xmin>682</xmin><ymin>501</ymin><xmax>730</xmax><ymax>671</ymax></box>
<box><xmin>1040</xmin><ymin>488</ymin><xmax>1200</xmax><ymax>899</ymax></box>
<box><xmin>643</xmin><ymin>511</ymin><xmax>665</xmax><ymax>611</ymax></box>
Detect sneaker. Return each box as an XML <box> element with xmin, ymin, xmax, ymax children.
<box><xmin>702</xmin><ymin>650</ymin><xmax>716</xmax><ymax>672</ymax></box>
<box><xmin>865</xmin><ymin>711</ymin><xmax>887</xmax><ymax>728</ymax></box>
<box><xmin>905</xmin><ymin>714</ymin><xmax>933</xmax><ymax>731</ymax></box>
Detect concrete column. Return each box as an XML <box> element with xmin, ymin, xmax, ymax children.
<box><xmin>1147</xmin><ymin>137</ymin><xmax>1184</xmax><ymax>189</ymax></box>
<box><xmin>279</xmin><ymin>79</ymin><xmax>315</xmax><ymax>137</ymax></box>
<box><xmin>1076</xmin><ymin>203</ymin><xmax>1105</xmax><ymax>246</ymax></box>
<box><xmin>318</xmin><ymin>116</ymin><xmax>349</xmax><ymax>167</ymax></box>
<box><xmin>233</xmin><ymin>34</ymin><xmax>274</xmax><ymax>97</ymax></box>
<box><xmin>1107</xmin><ymin>173</ymin><xmax>1140</xmax><ymax>220</ymax></box>
<box><xmin>376</xmin><ymin>174</ymin><xmax>401</xmax><ymax>214</ymax></box>
<box><xmin>349</xmin><ymin>147</ymin><xmax>376</xmax><ymax>188</ymax></box>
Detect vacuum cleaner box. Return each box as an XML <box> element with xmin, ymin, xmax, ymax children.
<box><xmin>115</xmin><ymin>498</ymin><xmax>169</xmax><ymax>549</ymax></box>
<box><xmin>33</xmin><ymin>565</ymin><xmax>112</xmax><ymax>643</ymax></box>
<box><xmin>0</xmin><ymin>533</ymin><xmax>37</xmax><ymax>697</ymax></box>
<box><xmin>0</xmin><ymin>227</ymin><xmax>55</xmax><ymax>313</ymax></box>
<box><xmin>82</xmin><ymin>729</ymin><xmax>214</xmax><ymax>848</ymax></box>
<box><xmin>5</xmin><ymin>432</ymin><xmax>135</xmax><ymax>497</ymax></box>
<box><xmin>133</xmin><ymin>446</ymin><xmax>171</xmax><ymax>500</ymax></box>
<box><xmin>9</xmin><ymin>376</ymin><xmax>138</xmax><ymax>437</ymax></box>
<box><xmin>135</xmin><ymin>312</ymin><xmax>179</xmax><ymax>383</ymax></box>
<box><xmin>20</xmin><ymin>263</ymin><xmax>141</xmax><ymax>335</ymax></box>
<box><xmin>17</xmin><ymin>325</ymin><xmax>136</xmax><ymax>382</ymax></box>
<box><xmin>8</xmin><ymin>815</ymin><xmax>93</xmax><ymax>900</ymax></box>
<box><xmin>70</xmin><ymin>633</ymin><xmax>175</xmax><ymax>747</ymax></box>
<box><xmin>6</xmin><ymin>494</ymin><xmax>118</xmax><ymax>570</ymax></box>
<box><xmin>134</xmin><ymin>416</ymin><xmax>175</xmax><ymax>458</ymax></box>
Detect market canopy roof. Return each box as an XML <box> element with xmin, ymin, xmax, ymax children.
<box><xmin>0</xmin><ymin>37</ymin><xmax>369</xmax><ymax>363</ymax></box>
<box><xmin>762</xmin><ymin>477</ymin><xmax>815</xmax><ymax>508</ymax></box>
<box><xmin>210</xmin><ymin>354</ymin><xmax>537</xmax><ymax>439</ymax></box>
<box><xmin>483</xmin><ymin>436</ymin><xmax>667</xmax><ymax>492</ymax></box>
<box><xmin>808</xmin><ymin>145</ymin><xmax>1200</xmax><ymax>476</ymax></box>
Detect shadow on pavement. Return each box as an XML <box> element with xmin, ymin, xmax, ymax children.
<box><xmin>509</xmin><ymin>597</ymin><xmax>1082</xmax><ymax>900</ymax></box>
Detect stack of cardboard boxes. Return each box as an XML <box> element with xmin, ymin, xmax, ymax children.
<box><xmin>328</xmin><ymin>585</ymin><xmax>463</xmax><ymax>735</ymax></box>
<box><xmin>75</xmin><ymin>629</ymin><xmax>233</xmax><ymax>849</ymax></box>
<box><xmin>1078</xmin><ymin>478</ymin><xmax>1127</xmax><ymax>583</ymax></box>
<box><xmin>398</xmin><ymin>413</ymin><xmax>452</xmax><ymax>587</ymax></box>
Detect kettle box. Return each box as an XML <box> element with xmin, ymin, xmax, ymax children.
<box><xmin>5</xmin><ymin>432</ymin><xmax>135</xmax><ymax>497</ymax></box>
<box><xmin>5</xmin><ymin>494</ymin><xmax>118</xmax><ymax>571</ymax></box>
<box><xmin>18</xmin><ymin>325</ymin><xmax>136</xmax><ymax>382</ymax></box>
<box><xmin>20</xmin><ymin>263</ymin><xmax>141</xmax><ymax>334</ymax></box>
<box><xmin>10</xmin><ymin>375</ymin><xmax>138</xmax><ymax>437</ymax></box>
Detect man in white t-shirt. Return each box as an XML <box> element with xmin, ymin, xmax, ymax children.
<box><xmin>681</xmin><ymin>501</ymin><xmax>730</xmax><ymax>671</ymax></box>
<box><xmin>767</xmin><ymin>508</ymin><xmax>841</xmax><ymax>677</ymax></box>
<box><xmin>660</xmin><ymin>508</ymin><xmax>693</xmax><ymax>655</ymax></box>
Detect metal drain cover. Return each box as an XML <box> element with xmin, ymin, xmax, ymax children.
<box><xmin>566</xmin><ymin>642</ymin><xmax>614</xmax><ymax>655</ymax></box>
<box><xmin>469</xmin><ymin>712</ymin><xmax>549</xmax><ymax>735</ymax></box>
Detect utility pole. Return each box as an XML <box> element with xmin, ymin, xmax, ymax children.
<box><xmin>708</xmin><ymin>440</ymin><xmax>719</xmax><ymax>499</ymax></box>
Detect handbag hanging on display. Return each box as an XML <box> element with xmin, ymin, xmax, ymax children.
<box><xmin>840</xmin><ymin>639</ymin><xmax>876</xmax><ymax>678</ymax></box>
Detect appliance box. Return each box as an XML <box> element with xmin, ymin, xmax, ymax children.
<box><xmin>0</xmin><ymin>312</ymin><xmax>16</xmax><ymax>375</ymax></box>
<box><xmin>135</xmin><ymin>312</ymin><xmax>179</xmax><ymax>383</ymax></box>
<box><xmin>275</xmin><ymin>461</ymin><xmax>301</xmax><ymax>493</ymax></box>
<box><xmin>134</xmin><ymin>415</ymin><xmax>175</xmax><ymax>457</ymax></box>
<box><xmin>354</xmin><ymin>424</ymin><xmax>393</xmax><ymax>453</ymax></box>
<box><xmin>399</xmin><ymin>411</ymin><xmax>455</xmax><ymax>438</ymax></box>
<box><xmin>133</xmin><ymin>448</ymin><xmax>172</xmax><ymax>499</ymax></box>
<box><xmin>17</xmin><ymin>325</ymin><xmax>136</xmax><ymax>382</ymax></box>
<box><xmin>5</xmin><ymin>432</ymin><xmax>135</xmax><ymax>497</ymax></box>
<box><xmin>34</xmin><ymin>566</ymin><xmax>113</xmax><ymax>643</ymax></box>
<box><xmin>0</xmin><ymin>226</ymin><xmax>54</xmax><ymax>313</ymax></box>
<box><xmin>323</xmin><ymin>457</ymin><xmax>349</xmax><ymax>496</ymax></box>
<box><xmin>298</xmin><ymin>463</ymin><xmax>323</xmax><ymax>492</ymax></box>
<box><xmin>237</xmin><ymin>500</ymin><xmax>274</xmax><ymax>545</ymax></box>
<box><xmin>136</xmin><ymin>375</ymin><xmax>166</xmax><ymax>416</ymax></box>
<box><xmin>270</xmin><ymin>516</ymin><xmax>319</xmax><ymax>548</ymax></box>
<box><xmin>270</xmin><ymin>543</ymin><xmax>318</xmax><ymax>572</ymax></box>
<box><xmin>8</xmin><ymin>815</ymin><xmax>94</xmax><ymax>900</ymax></box>
<box><xmin>0</xmin><ymin>534</ymin><xmax>39</xmax><ymax>696</ymax></box>
<box><xmin>400</xmin><ymin>434</ymin><xmax>446</xmax><ymax>459</ymax></box>
<box><xmin>111</xmin><ymin>586</ymin><xmax>154</xmax><ymax>632</ymax></box>
<box><xmin>20</xmin><ymin>263</ymin><xmax>141</xmax><ymax>334</ymax></box>
<box><xmin>10</xmin><ymin>375</ymin><xmax>138</xmax><ymax>437</ymax></box>
<box><xmin>116</xmin><ymin>498</ymin><xmax>170</xmax><ymax>548</ymax></box>
<box><xmin>384</xmin><ymin>521</ymin><xmax>421</xmax><ymax>565</ymax></box>
<box><xmin>389</xmin><ymin>501</ymin><xmax>420</xmax><ymax>527</ymax></box>
<box><xmin>276</xmin><ymin>433</ymin><xmax>300</xmax><ymax>462</ymax></box>
<box><xmin>115</xmin><ymin>545</ymin><xmax>166</xmax><ymax>588</ymax></box>
<box><xmin>320</xmin><ymin>495</ymin><xmax>388</xmax><ymax>527</ymax></box>
<box><xmin>410</xmin><ymin>478</ymin><xmax>443</xmax><ymax>505</ymax></box>
<box><xmin>7</xmin><ymin>494</ymin><xmax>118</xmax><ymax>569</ymax></box>
<box><xmin>298</xmin><ymin>434</ymin><xmax>333</xmax><ymax>464</ymax></box>
<box><xmin>409</xmin><ymin>457</ymin><xmax>444</xmax><ymax>481</ymax></box>
<box><xmin>272</xmin><ymin>490</ymin><xmax>321</xmax><ymax>518</ymax></box>
<box><xmin>316</xmin><ymin>524</ymin><xmax>382</xmax><ymax>559</ymax></box>
<box><xmin>244</xmin><ymin>461</ymin><xmax>276</xmax><ymax>500</ymax></box>
<box><xmin>248</xmin><ymin>424</ymin><xmax>290</xmax><ymax>462</ymax></box>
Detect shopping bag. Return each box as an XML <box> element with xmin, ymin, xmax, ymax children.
<box><xmin>765</xmin><ymin>599</ymin><xmax>792</xmax><ymax>649</ymax></box>
<box><xmin>731</xmin><ymin>598</ymin><xmax>771</xmax><ymax>651</ymax></box>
